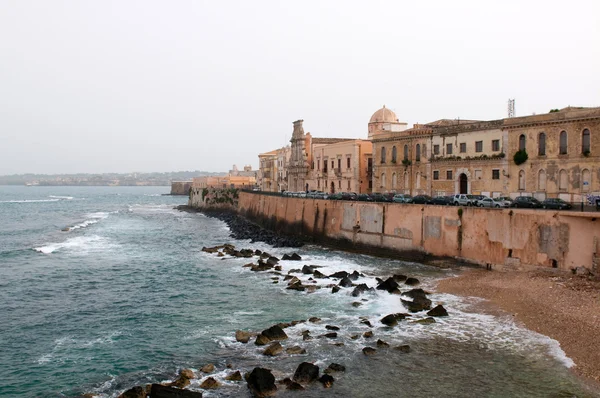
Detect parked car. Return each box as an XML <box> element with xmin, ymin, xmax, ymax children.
<box><xmin>328</xmin><ymin>192</ymin><xmax>343</xmax><ymax>200</ymax></box>
<box><xmin>370</xmin><ymin>193</ymin><xmax>392</xmax><ymax>202</ymax></box>
<box><xmin>541</xmin><ymin>198</ymin><xmax>573</xmax><ymax>210</ymax></box>
<box><xmin>478</xmin><ymin>197</ymin><xmax>506</xmax><ymax>208</ymax></box>
<box><xmin>495</xmin><ymin>197</ymin><xmax>513</xmax><ymax>207</ymax></box>
<box><xmin>393</xmin><ymin>194</ymin><xmax>412</xmax><ymax>203</ymax></box>
<box><xmin>431</xmin><ymin>195</ymin><xmax>454</xmax><ymax>206</ymax></box>
<box><xmin>340</xmin><ymin>192</ymin><xmax>357</xmax><ymax>200</ymax></box>
<box><xmin>357</xmin><ymin>194</ymin><xmax>373</xmax><ymax>202</ymax></box>
<box><xmin>510</xmin><ymin>196</ymin><xmax>543</xmax><ymax>208</ymax></box>
<box><xmin>411</xmin><ymin>195</ymin><xmax>434</xmax><ymax>204</ymax></box>
<box><xmin>314</xmin><ymin>191</ymin><xmax>329</xmax><ymax>200</ymax></box>
<box><xmin>467</xmin><ymin>195</ymin><xmax>485</xmax><ymax>206</ymax></box>
<box><xmin>298</xmin><ymin>192</ymin><xmax>307</xmax><ymax>198</ymax></box>
<box><xmin>452</xmin><ymin>194</ymin><xmax>470</xmax><ymax>206</ymax></box>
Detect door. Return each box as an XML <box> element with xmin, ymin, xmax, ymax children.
<box><xmin>459</xmin><ymin>173</ymin><xmax>468</xmax><ymax>194</ymax></box>
<box><xmin>330</xmin><ymin>181</ymin><xmax>335</xmax><ymax>194</ymax></box>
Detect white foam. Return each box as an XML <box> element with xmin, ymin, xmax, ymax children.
<box><xmin>0</xmin><ymin>199</ymin><xmax>59</xmax><ymax>203</ymax></box>
<box><xmin>34</xmin><ymin>235</ymin><xmax>117</xmax><ymax>254</ymax></box>
<box><xmin>48</xmin><ymin>195</ymin><xmax>74</xmax><ymax>200</ymax></box>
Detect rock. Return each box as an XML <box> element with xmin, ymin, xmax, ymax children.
<box><xmin>363</xmin><ymin>331</ymin><xmax>373</xmax><ymax>338</ymax></box>
<box><xmin>313</xmin><ymin>270</ymin><xmax>327</xmax><ymax>278</ymax></box>
<box><xmin>291</xmin><ymin>253</ymin><xmax>302</xmax><ymax>261</ymax></box>
<box><xmin>348</xmin><ymin>270</ymin><xmax>361</xmax><ymax>281</ymax></box>
<box><xmin>202</xmin><ymin>246</ymin><xmax>219</xmax><ymax>253</ymax></box>
<box><xmin>293</xmin><ymin>362</ymin><xmax>320</xmax><ymax>383</ymax></box>
<box><xmin>291</xmin><ymin>320</ymin><xmax>305</xmax><ymax>326</ymax></box>
<box><xmin>402</xmin><ymin>288</ymin><xmax>428</xmax><ymax>299</ymax></box>
<box><xmin>255</xmin><ymin>334</ymin><xmax>271</xmax><ymax>346</ymax></box>
<box><xmin>325</xmin><ymin>325</ymin><xmax>340</xmax><ymax>331</ymax></box>
<box><xmin>254</xmin><ymin>249</ymin><xmax>262</xmax><ymax>255</ymax></box>
<box><xmin>287</xmin><ymin>381</ymin><xmax>304</xmax><ymax>390</ymax></box>
<box><xmin>575</xmin><ymin>266</ymin><xmax>592</xmax><ymax>276</ymax></box>
<box><xmin>331</xmin><ymin>286</ymin><xmax>340</xmax><ymax>294</ymax></box>
<box><xmin>277</xmin><ymin>322</ymin><xmax>291</xmax><ymax>329</ymax></box>
<box><xmin>351</xmin><ymin>283</ymin><xmax>373</xmax><ymax>297</ymax></box>
<box><xmin>401</xmin><ymin>297</ymin><xmax>432</xmax><ymax>312</ymax></box>
<box><xmin>308</xmin><ymin>317</ymin><xmax>321</xmax><ymax>323</ymax></box>
<box><xmin>377</xmin><ymin>339</ymin><xmax>389</xmax><ymax>347</ymax></box>
<box><xmin>282</xmin><ymin>254</ymin><xmax>292</xmax><ymax>260</ymax></box>
<box><xmin>362</xmin><ymin>347</ymin><xmax>377</xmax><ymax>356</ymax></box>
<box><xmin>266</xmin><ymin>257</ymin><xmax>279</xmax><ymax>266</ymax></box>
<box><xmin>286</xmin><ymin>281</ymin><xmax>305</xmax><ymax>291</ymax></box>
<box><xmin>236</xmin><ymin>330</ymin><xmax>252</xmax><ymax>343</ymax></box>
<box><xmin>350</xmin><ymin>334</ymin><xmax>360</xmax><ymax>340</ymax></box>
<box><xmin>286</xmin><ymin>346</ymin><xmax>307</xmax><ymax>355</ymax></box>
<box><xmin>169</xmin><ymin>376</ymin><xmax>190</xmax><ymax>389</ymax></box>
<box><xmin>319</xmin><ymin>374</ymin><xmax>335</xmax><ymax>388</ymax></box>
<box><xmin>287</xmin><ymin>276</ymin><xmax>301</xmax><ymax>285</ymax></box>
<box><xmin>320</xmin><ymin>332</ymin><xmax>337</xmax><ymax>338</ymax></box>
<box><xmin>427</xmin><ymin>305</ymin><xmax>449</xmax><ymax>317</ymax></box>
<box><xmin>200</xmin><ymin>364</ymin><xmax>214</xmax><ymax>373</ymax></box>
<box><xmin>338</xmin><ymin>277</ymin><xmax>354</xmax><ymax>287</ymax></box>
<box><xmin>376</xmin><ymin>277</ymin><xmax>399</xmax><ymax>293</ymax></box>
<box><xmin>393</xmin><ymin>274</ymin><xmax>408</xmax><ymax>282</ymax></box>
<box><xmin>324</xmin><ymin>363</ymin><xmax>346</xmax><ymax>374</ymax></box>
<box><xmin>200</xmin><ymin>377</ymin><xmax>220</xmax><ymax>389</ymax></box>
<box><xmin>274</xmin><ymin>265</ymin><xmax>282</xmax><ymax>271</ymax></box>
<box><xmin>414</xmin><ymin>317</ymin><xmax>436</xmax><ymax>325</ymax></box>
<box><xmin>352</xmin><ymin>302</ymin><xmax>362</xmax><ymax>307</ymax></box>
<box><xmin>150</xmin><ymin>384</ymin><xmax>203</xmax><ymax>397</ymax></box>
<box><xmin>217</xmin><ymin>252</ymin><xmax>224</xmax><ymax>257</ymax></box>
<box><xmin>305</xmin><ymin>285</ymin><xmax>317</xmax><ymax>293</ymax></box>
<box><xmin>329</xmin><ymin>271</ymin><xmax>349</xmax><ymax>279</ymax></box>
<box><xmin>395</xmin><ymin>344</ymin><xmax>411</xmax><ymax>353</ymax></box>
<box><xmin>360</xmin><ymin>319</ymin><xmax>373</xmax><ymax>327</ymax></box>
<box><xmin>263</xmin><ymin>342</ymin><xmax>283</xmax><ymax>356</ymax></box>
<box><xmin>302</xmin><ymin>264</ymin><xmax>315</xmax><ymax>274</ymax></box>
<box><xmin>261</xmin><ymin>325</ymin><xmax>288</xmax><ymax>341</ymax></box>
<box><xmin>118</xmin><ymin>386</ymin><xmax>146</xmax><ymax>398</ymax></box>
<box><xmin>247</xmin><ymin>367</ymin><xmax>277</xmax><ymax>397</ymax></box>
<box><xmin>405</xmin><ymin>277</ymin><xmax>420</xmax><ymax>286</ymax></box>
<box><xmin>380</xmin><ymin>314</ymin><xmax>399</xmax><ymax>327</ymax></box>
<box><xmin>288</xmin><ymin>268</ymin><xmax>302</xmax><ymax>274</ymax></box>
<box><xmin>225</xmin><ymin>371</ymin><xmax>243</xmax><ymax>381</ymax></box>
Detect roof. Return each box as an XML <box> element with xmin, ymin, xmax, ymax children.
<box><xmin>312</xmin><ymin>138</ymin><xmax>355</xmax><ymax>144</ymax></box>
<box><xmin>369</xmin><ymin>106</ymin><xmax>399</xmax><ymax>124</ymax></box>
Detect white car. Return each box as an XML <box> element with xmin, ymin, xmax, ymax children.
<box><xmin>477</xmin><ymin>197</ymin><xmax>505</xmax><ymax>208</ymax></box>
<box><xmin>452</xmin><ymin>194</ymin><xmax>470</xmax><ymax>206</ymax></box>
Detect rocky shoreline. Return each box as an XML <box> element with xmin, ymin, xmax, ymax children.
<box><xmin>176</xmin><ymin>205</ymin><xmax>303</xmax><ymax>248</ymax></box>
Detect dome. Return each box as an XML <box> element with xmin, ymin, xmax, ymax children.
<box><xmin>369</xmin><ymin>105</ymin><xmax>398</xmax><ymax>124</ymax></box>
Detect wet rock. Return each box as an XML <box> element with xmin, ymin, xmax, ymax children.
<box><xmin>200</xmin><ymin>377</ymin><xmax>220</xmax><ymax>389</ymax></box>
<box><xmin>255</xmin><ymin>334</ymin><xmax>271</xmax><ymax>346</ymax></box>
<box><xmin>377</xmin><ymin>339</ymin><xmax>389</xmax><ymax>347</ymax></box>
<box><xmin>225</xmin><ymin>371</ymin><xmax>243</xmax><ymax>381</ymax></box>
<box><xmin>290</xmin><ymin>253</ymin><xmax>302</xmax><ymax>261</ymax></box>
<box><xmin>254</xmin><ymin>249</ymin><xmax>262</xmax><ymax>255</ymax></box>
<box><xmin>362</xmin><ymin>347</ymin><xmax>377</xmax><ymax>356</ymax></box>
<box><xmin>236</xmin><ymin>330</ymin><xmax>252</xmax><ymax>344</ymax></box>
<box><xmin>348</xmin><ymin>270</ymin><xmax>361</xmax><ymax>280</ymax></box>
<box><xmin>352</xmin><ymin>302</ymin><xmax>362</xmax><ymax>307</ymax></box>
<box><xmin>395</xmin><ymin>344</ymin><xmax>411</xmax><ymax>353</ymax></box>
<box><xmin>376</xmin><ymin>277</ymin><xmax>399</xmax><ymax>293</ymax></box>
<box><xmin>286</xmin><ymin>346</ymin><xmax>307</xmax><ymax>355</ymax></box>
<box><xmin>261</xmin><ymin>325</ymin><xmax>288</xmax><ymax>341</ymax></box>
<box><xmin>319</xmin><ymin>374</ymin><xmax>335</xmax><ymax>388</ymax></box>
<box><xmin>329</xmin><ymin>271</ymin><xmax>349</xmax><ymax>279</ymax></box>
<box><xmin>324</xmin><ymin>363</ymin><xmax>346</xmax><ymax>374</ymax></box>
<box><xmin>427</xmin><ymin>304</ymin><xmax>449</xmax><ymax>317</ymax></box>
<box><xmin>288</xmin><ymin>269</ymin><xmax>302</xmax><ymax>274</ymax></box>
<box><xmin>291</xmin><ymin>320</ymin><xmax>305</xmax><ymax>326</ymax></box>
<box><xmin>274</xmin><ymin>265</ymin><xmax>282</xmax><ymax>271</ymax></box>
<box><xmin>150</xmin><ymin>384</ymin><xmax>203</xmax><ymax>397</ymax></box>
<box><xmin>393</xmin><ymin>274</ymin><xmax>408</xmax><ymax>282</ymax></box>
<box><xmin>118</xmin><ymin>386</ymin><xmax>146</xmax><ymax>398</ymax></box>
<box><xmin>401</xmin><ymin>297</ymin><xmax>432</xmax><ymax>312</ymax></box>
<box><xmin>287</xmin><ymin>381</ymin><xmax>304</xmax><ymax>390</ymax></box>
<box><xmin>313</xmin><ymin>270</ymin><xmax>327</xmax><ymax>278</ymax></box>
<box><xmin>305</xmin><ymin>285</ymin><xmax>318</xmax><ymax>293</ymax></box>
<box><xmin>263</xmin><ymin>342</ymin><xmax>283</xmax><ymax>356</ymax></box>
<box><xmin>402</xmin><ymin>288</ymin><xmax>428</xmax><ymax>299</ymax></box>
<box><xmin>202</xmin><ymin>246</ymin><xmax>219</xmax><ymax>253</ymax></box>
<box><xmin>331</xmin><ymin>286</ymin><xmax>340</xmax><ymax>294</ymax></box>
<box><xmin>338</xmin><ymin>277</ymin><xmax>354</xmax><ymax>287</ymax></box>
<box><xmin>350</xmin><ymin>334</ymin><xmax>360</xmax><ymax>340</ymax></box>
<box><xmin>351</xmin><ymin>283</ymin><xmax>373</xmax><ymax>297</ymax></box>
<box><xmin>320</xmin><ymin>332</ymin><xmax>337</xmax><ymax>339</ymax></box>
<box><xmin>380</xmin><ymin>314</ymin><xmax>402</xmax><ymax>327</ymax></box>
<box><xmin>293</xmin><ymin>362</ymin><xmax>320</xmax><ymax>383</ymax></box>
<box><xmin>287</xmin><ymin>281</ymin><xmax>305</xmax><ymax>291</ymax></box>
<box><xmin>363</xmin><ymin>331</ymin><xmax>373</xmax><ymax>338</ymax></box>
<box><xmin>217</xmin><ymin>252</ymin><xmax>224</xmax><ymax>257</ymax></box>
<box><xmin>282</xmin><ymin>254</ymin><xmax>292</xmax><ymax>260</ymax></box>
<box><xmin>360</xmin><ymin>319</ymin><xmax>372</xmax><ymax>327</ymax></box>
<box><xmin>325</xmin><ymin>325</ymin><xmax>340</xmax><ymax>331</ymax></box>
<box><xmin>266</xmin><ymin>257</ymin><xmax>279</xmax><ymax>266</ymax></box>
<box><xmin>414</xmin><ymin>317</ymin><xmax>436</xmax><ymax>325</ymax></box>
<box><xmin>277</xmin><ymin>322</ymin><xmax>292</xmax><ymax>329</ymax></box>
<box><xmin>247</xmin><ymin>367</ymin><xmax>277</xmax><ymax>397</ymax></box>
<box><xmin>405</xmin><ymin>277</ymin><xmax>420</xmax><ymax>286</ymax></box>
<box><xmin>308</xmin><ymin>317</ymin><xmax>321</xmax><ymax>323</ymax></box>
<box><xmin>201</xmin><ymin>364</ymin><xmax>214</xmax><ymax>373</ymax></box>
<box><xmin>302</xmin><ymin>264</ymin><xmax>315</xmax><ymax>274</ymax></box>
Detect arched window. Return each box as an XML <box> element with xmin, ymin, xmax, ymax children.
<box><xmin>391</xmin><ymin>146</ymin><xmax>397</xmax><ymax>163</ymax></box>
<box><xmin>381</xmin><ymin>147</ymin><xmax>386</xmax><ymax>163</ymax></box>
<box><xmin>582</xmin><ymin>169</ymin><xmax>591</xmax><ymax>192</ymax></box>
<box><xmin>403</xmin><ymin>171</ymin><xmax>409</xmax><ymax>188</ymax></box>
<box><xmin>559</xmin><ymin>131</ymin><xmax>568</xmax><ymax>154</ymax></box>
<box><xmin>518</xmin><ymin>170</ymin><xmax>525</xmax><ymax>190</ymax></box>
<box><xmin>582</xmin><ymin>129</ymin><xmax>591</xmax><ymax>154</ymax></box>
<box><xmin>538</xmin><ymin>169</ymin><xmax>546</xmax><ymax>191</ymax></box>
<box><xmin>559</xmin><ymin>169</ymin><xmax>568</xmax><ymax>191</ymax></box>
<box><xmin>519</xmin><ymin>134</ymin><xmax>526</xmax><ymax>151</ymax></box>
<box><xmin>538</xmin><ymin>133</ymin><xmax>546</xmax><ymax>156</ymax></box>
<box><xmin>403</xmin><ymin>145</ymin><xmax>408</xmax><ymax>161</ymax></box>
<box><xmin>392</xmin><ymin>173</ymin><xmax>397</xmax><ymax>189</ymax></box>
<box><xmin>380</xmin><ymin>173</ymin><xmax>386</xmax><ymax>188</ymax></box>
<box><xmin>416</xmin><ymin>144</ymin><xmax>421</xmax><ymax>162</ymax></box>
<box><xmin>416</xmin><ymin>172</ymin><xmax>421</xmax><ymax>189</ymax></box>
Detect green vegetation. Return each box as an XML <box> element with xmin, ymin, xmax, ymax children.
<box><xmin>549</xmin><ymin>109</ymin><xmax>560</xmax><ymax>113</ymax></box>
<box><xmin>513</xmin><ymin>149</ymin><xmax>528</xmax><ymax>165</ymax></box>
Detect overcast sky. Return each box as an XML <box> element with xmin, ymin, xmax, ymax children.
<box><xmin>1</xmin><ymin>0</ymin><xmax>599</xmax><ymax>174</ymax></box>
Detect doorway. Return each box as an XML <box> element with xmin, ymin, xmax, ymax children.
<box><xmin>330</xmin><ymin>181</ymin><xmax>335</xmax><ymax>194</ymax></box>
<box><xmin>459</xmin><ymin>173</ymin><xmax>468</xmax><ymax>194</ymax></box>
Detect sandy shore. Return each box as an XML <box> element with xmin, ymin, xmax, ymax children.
<box><xmin>437</xmin><ymin>268</ymin><xmax>600</xmax><ymax>384</ymax></box>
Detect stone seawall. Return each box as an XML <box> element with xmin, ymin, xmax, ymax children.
<box><xmin>234</xmin><ymin>192</ymin><xmax>600</xmax><ymax>272</ymax></box>
<box><xmin>170</xmin><ymin>181</ymin><xmax>192</xmax><ymax>195</ymax></box>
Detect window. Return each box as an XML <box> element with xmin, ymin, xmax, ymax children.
<box><xmin>403</xmin><ymin>145</ymin><xmax>408</xmax><ymax>160</ymax></box>
<box><xmin>391</xmin><ymin>146</ymin><xmax>397</xmax><ymax>163</ymax></box>
<box><xmin>492</xmin><ymin>169</ymin><xmax>500</xmax><ymax>180</ymax></box>
<box><xmin>433</xmin><ymin>170</ymin><xmax>439</xmax><ymax>180</ymax></box>
<box><xmin>474</xmin><ymin>170</ymin><xmax>482</xmax><ymax>180</ymax></box>
<box><xmin>381</xmin><ymin>147</ymin><xmax>386</xmax><ymax>163</ymax></box>
<box><xmin>492</xmin><ymin>140</ymin><xmax>500</xmax><ymax>151</ymax></box>
<box><xmin>339</xmin><ymin>180</ymin><xmax>341</xmax><ymax>189</ymax></box>
<box><xmin>475</xmin><ymin>141</ymin><xmax>483</xmax><ymax>153</ymax></box>
<box><xmin>538</xmin><ymin>133</ymin><xmax>546</xmax><ymax>156</ymax></box>
<box><xmin>559</xmin><ymin>169</ymin><xmax>568</xmax><ymax>191</ymax></box>
<box><xmin>331</xmin><ymin>160</ymin><xmax>335</xmax><ymax>169</ymax></box>
<box><xmin>559</xmin><ymin>131</ymin><xmax>568</xmax><ymax>154</ymax></box>
<box><xmin>392</xmin><ymin>173</ymin><xmax>397</xmax><ymax>188</ymax></box>
<box><xmin>582</xmin><ymin>129</ymin><xmax>591</xmax><ymax>154</ymax></box>
<box><xmin>582</xmin><ymin>169</ymin><xmax>590</xmax><ymax>192</ymax></box>
<box><xmin>323</xmin><ymin>159</ymin><xmax>328</xmax><ymax>172</ymax></box>
<box><xmin>347</xmin><ymin>157</ymin><xmax>351</xmax><ymax>169</ymax></box>
<box><xmin>446</xmin><ymin>143</ymin><xmax>453</xmax><ymax>155</ymax></box>
<box><xmin>381</xmin><ymin>173</ymin><xmax>386</xmax><ymax>188</ymax></box>
<box><xmin>446</xmin><ymin>170</ymin><xmax>453</xmax><ymax>180</ymax></box>
<box><xmin>519</xmin><ymin>134</ymin><xmax>526</xmax><ymax>151</ymax></box>
<box><xmin>416</xmin><ymin>144</ymin><xmax>421</xmax><ymax>161</ymax></box>
<box><xmin>317</xmin><ymin>179</ymin><xmax>320</xmax><ymax>188</ymax></box>
<box><xmin>415</xmin><ymin>172</ymin><xmax>421</xmax><ymax>189</ymax></box>
<box><xmin>317</xmin><ymin>160</ymin><xmax>321</xmax><ymax>170</ymax></box>
<box><xmin>519</xmin><ymin>170</ymin><xmax>526</xmax><ymax>190</ymax></box>
<box><xmin>312</xmin><ymin>161</ymin><xmax>315</xmax><ymax>169</ymax></box>
<box><xmin>434</xmin><ymin>145</ymin><xmax>440</xmax><ymax>155</ymax></box>
<box><xmin>347</xmin><ymin>180</ymin><xmax>351</xmax><ymax>190</ymax></box>
<box><xmin>460</xmin><ymin>143</ymin><xmax>467</xmax><ymax>153</ymax></box>
<box><xmin>404</xmin><ymin>171</ymin><xmax>409</xmax><ymax>187</ymax></box>
<box><xmin>538</xmin><ymin>169</ymin><xmax>546</xmax><ymax>191</ymax></box>
<box><xmin>337</xmin><ymin>158</ymin><xmax>341</xmax><ymax>170</ymax></box>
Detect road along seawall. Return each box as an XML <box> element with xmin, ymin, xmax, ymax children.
<box><xmin>191</xmin><ymin>190</ymin><xmax>600</xmax><ymax>273</ymax></box>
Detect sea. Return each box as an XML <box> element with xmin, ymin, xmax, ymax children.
<box><xmin>0</xmin><ymin>185</ymin><xmax>597</xmax><ymax>398</ymax></box>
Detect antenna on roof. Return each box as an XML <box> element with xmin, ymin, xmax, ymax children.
<box><xmin>507</xmin><ymin>99</ymin><xmax>515</xmax><ymax>118</ymax></box>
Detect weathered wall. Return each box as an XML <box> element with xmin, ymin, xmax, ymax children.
<box><xmin>234</xmin><ymin>192</ymin><xmax>600</xmax><ymax>271</ymax></box>
<box><xmin>170</xmin><ymin>181</ymin><xmax>192</xmax><ymax>195</ymax></box>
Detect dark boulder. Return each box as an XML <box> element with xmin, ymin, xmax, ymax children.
<box><xmin>362</xmin><ymin>347</ymin><xmax>377</xmax><ymax>356</ymax></box>
<box><xmin>376</xmin><ymin>277</ymin><xmax>399</xmax><ymax>293</ymax></box>
<box><xmin>261</xmin><ymin>325</ymin><xmax>288</xmax><ymax>341</ymax></box>
<box><xmin>266</xmin><ymin>257</ymin><xmax>279</xmax><ymax>266</ymax></box>
<box><xmin>290</xmin><ymin>253</ymin><xmax>302</xmax><ymax>260</ymax></box>
<box><xmin>287</xmin><ymin>381</ymin><xmax>304</xmax><ymax>390</ymax></box>
<box><xmin>308</xmin><ymin>317</ymin><xmax>321</xmax><ymax>323</ymax></box>
<box><xmin>320</xmin><ymin>332</ymin><xmax>337</xmax><ymax>339</ymax></box>
<box><xmin>247</xmin><ymin>367</ymin><xmax>277</xmax><ymax>397</ymax></box>
<box><xmin>263</xmin><ymin>342</ymin><xmax>283</xmax><ymax>356</ymax></box>
<box><xmin>313</xmin><ymin>270</ymin><xmax>327</xmax><ymax>278</ymax></box>
<box><xmin>401</xmin><ymin>297</ymin><xmax>432</xmax><ymax>312</ymax></box>
<box><xmin>405</xmin><ymin>277</ymin><xmax>420</xmax><ymax>286</ymax></box>
<box><xmin>319</xmin><ymin>374</ymin><xmax>334</xmax><ymax>388</ymax></box>
<box><xmin>118</xmin><ymin>386</ymin><xmax>146</xmax><ymax>398</ymax></box>
<box><xmin>401</xmin><ymin>288</ymin><xmax>428</xmax><ymax>299</ymax></box>
<box><xmin>302</xmin><ymin>265</ymin><xmax>315</xmax><ymax>274</ymax></box>
<box><xmin>380</xmin><ymin>313</ymin><xmax>405</xmax><ymax>327</ymax></box>
<box><xmin>150</xmin><ymin>384</ymin><xmax>203</xmax><ymax>397</ymax></box>
<box><xmin>351</xmin><ymin>283</ymin><xmax>373</xmax><ymax>297</ymax></box>
<box><xmin>414</xmin><ymin>317</ymin><xmax>436</xmax><ymax>325</ymax></box>
<box><xmin>348</xmin><ymin>270</ymin><xmax>361</xmax><ymax>280</ymax></box>
<box><xmin>325</xmin><ymin>325</ymin><xmax>340</xmax><ymax>331</ymax></box>
<box><xmin>200</xmin><ymin>377</ymin><xmax>220</xmax><ymax>389</ymax></box>
<box><xmin>235</xmin><ymin>330</ymin><xmax>252</xmax><ymax>343</ymax></box>
<box><xmin>395</xmin><ymin>345</ymin><xmax>411</xmax><ymax>353</ymax></box>
<box><xmin>360</xmin><ymin>319</ymin><xmax>372</xmax><ymax>327</ymax></box>
<box><xmin>329</xmin><ymin>271</ymin><xmax>349</xmax><ymax>279</ymax></box>
<box><xmin>338</xmin><ymin>277</ymin><xmax>354</xmax><ymax>287</ymax></box>
<box><xmin>282</xmin><ymin>254</ymin><xmax>292</xmax><ymax>260</ymax></box>
<box><xmin>331</xmin><ymin>286</ymin><xmax>340</xmax><ymax>294</ymax></box>
<box><xmin>324</xmin><ymin>363</ymin><xmax>346</xmax><ymax>374</ymax></box>
<box><xmin>363</xmin><ymin>331</ymin><xmax>373</xmax><ymax>338</ymax></box>
<box><xmin>393</xmin><ymin>274</ymin><xmax>408</xmax><ymax>282</ymax></box>
<box><xmin>287</xmin><ymin>281</ymin><xmax>305</xmax><ymax>291</ymax></box>
<box><xmin>255</xmin><ymin>334</ymin><xmax>271</xmax><ymax>346</ymax></box>
<box><xmin>225</xmin><ymin>371</ymin><xmax>243</xmax><ymax>381</ymax></box>
<box><xmin>427</xmin><ymin>305</ymin><xmax>449</xmax><ymax>317</ymax></box>
<box><xmin>293</xmin><ymin>362</ymin><xmax>320</xmax><ymax>383</ymax></box>
<box><xmin>377</xmin><ymin>339</ymin><xmax>389</xmax><ymax>347</ymax></box>
<box><xmin>286</xmin><ymin>346</ymin><xmax>307</xmax><ymax>355</ymax></box>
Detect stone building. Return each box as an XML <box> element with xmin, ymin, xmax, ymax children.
<box><xmin>258</xmin><ymin>146</ymin><xmax>291</xmax><ymax>192</ymax></box>
<box><xmin>191</xmin><ymin>175</ymin><xmax>256</xmax><ymax>190</ymax></box>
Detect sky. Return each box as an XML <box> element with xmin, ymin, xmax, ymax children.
<box><xmin>1</xmin><ymin>0</ymin><xmax>599</xmax><ymax>174</ymax></box>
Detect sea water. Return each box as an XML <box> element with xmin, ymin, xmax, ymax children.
<box><xmin>0</xmin><ymin>186</ymin><xmax>596</xmax><ymax>397</ymax></box>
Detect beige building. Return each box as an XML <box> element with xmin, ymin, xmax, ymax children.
<box><xmin>258</xmin><ymin>146</ymin><xmax>291</xmax><ymax>192</ymax></box>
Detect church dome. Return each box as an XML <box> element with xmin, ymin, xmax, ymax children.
<box><xmin>369</xmin><ymin>105</ymin><xmax>398</xmax><ymax>124</ymax></box>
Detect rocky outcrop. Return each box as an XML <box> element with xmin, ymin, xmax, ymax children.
<box><xmin>376</xmin><ymin>277</ymin><xmax>399</xmax><ymax>293</ymax></box>
<box><xmin>150</xmin><ymin>384</ymin><xmax>203</xmax><ymax>397</ymax></box>
<box><xmin>225</xmin><ymin>371</ymin><xmax>243</xmax><ymax>381</ymax></box>
<box><xmin>247</xmin><ymin>367</ymin><xmax>277</xmax><ymax>397</ymax></box>
<box><xmin>319</xmin><ymin>374</ymin><xmax>334</xmax><ymax>388</ymax></box>
<box><xmin>263</xmin><ymin>342</ymin><xmax>283</xmax><ymax>356</ymax></box>
<box><xmin>324</xmin><ymin>363</ymin><xmax>346</xmax><ymax>374</ymax></box>
<box><xmin>236</xmin><ymin>330</ymin><xmax>252</xmax><ymax>343</ymax></box>
<box><xmin>261</xmin><ymin>325</ymin><xmax>288</xmax><ymax>341</ymax></box>
<box><xmin>293</xmin><ymin>362</ymin><xmax>319</xmax><ymax>383</ymax></box>
<box><xmin>200</xmin><ymin>377</ymin><xmax>220</xmax><ymax>389</ymax></box>
<box><xmin>118</xmin><ymin>386</ymin><xmax>146</xmax><ymax>398</ymax></box>
<box><xmin>427</xmin><ymin>304</ymin><xmax>449</xmax><ymax>317</ymax></box>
